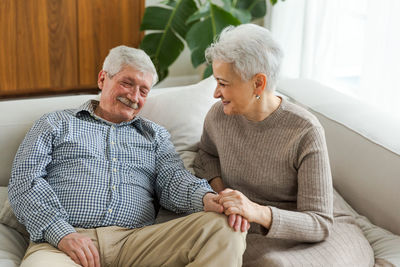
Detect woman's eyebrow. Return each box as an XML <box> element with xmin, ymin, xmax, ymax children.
<box><xmin>216</xmin><ymin>77</ymin><xmax>229</xmax><ymax>83</ymax></box>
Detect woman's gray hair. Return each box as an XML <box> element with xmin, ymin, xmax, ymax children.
<box><xmin>205</xmin><ymin>24</ymin><xmax>283</xmax><ymax>91</ymax></box>
<box><xmin>102</xmin><ymin>45</ymin><xmax>158</xmax><ymax>86</ymax></box>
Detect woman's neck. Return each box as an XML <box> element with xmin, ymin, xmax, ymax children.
<box><xmin>244</xmin><ymin>94</ymin><xmax>281</xmax><ymax>122</ymax></box>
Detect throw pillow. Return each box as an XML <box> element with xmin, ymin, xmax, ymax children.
<box><xmin>140</xmin><ymin>77</ymin><xmax>218</xmax><ymax>172</ymax></box>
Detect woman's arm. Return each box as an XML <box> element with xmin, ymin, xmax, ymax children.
<box><xmin>218</xmin><ymin>189</ymin><xmax>272</xmax><ymax>229</ymax></box>
<box><xmin>209</xmin><ymin>177</ymin><xmax>225</xmax><ymax>193</ymax></box>
<box><xmin>218</xmin><ymin>126</ymin><xmax>333</xmax><ymax>242</ymax></box>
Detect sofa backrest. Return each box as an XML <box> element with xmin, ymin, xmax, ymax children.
<box><xmin>0</xmin><ymin>94</ymin><xmax>97</xmax><ymax>186</ymax></box>
<box><xmin>277</xmin><ymin>78</ymin><xmax>400</xmax><ymax>236</ymax></box>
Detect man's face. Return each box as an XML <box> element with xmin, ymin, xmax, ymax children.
<box><xmin>97</xmin><ymin>65</ymin><xmax>153</xmax><ymax>123</ymax></box>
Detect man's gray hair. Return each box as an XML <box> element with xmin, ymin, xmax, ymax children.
<box><xmin>205</xmin><ymin>24</ymin><xmax>283</xmax><ymax>91</ymax></box>
<box><xmin>102</xmin><ymin>45</ymin><xmax>158</xmax><ymax>86</ymax></box>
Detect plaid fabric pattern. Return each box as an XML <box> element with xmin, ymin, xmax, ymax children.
<box><xmin>9</xmin><ymin>100</ymin><xmax>212</xmax><ymax>247</ymax></box>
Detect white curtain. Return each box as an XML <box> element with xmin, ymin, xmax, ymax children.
<box><xmin>269</xmin><ymin>0</ymin><xmax>400</xmax><ymax>116</ymax></box>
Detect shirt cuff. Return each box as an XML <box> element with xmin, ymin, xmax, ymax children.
<box><xmin>191</xmin><ymin>186</ymin><xmax>215</xmax><ymax>212</ymax></box>
<box><xmin>44</xmin><ymin>219</ymin><xmax>76</xmax><ymax>247</ymax></box>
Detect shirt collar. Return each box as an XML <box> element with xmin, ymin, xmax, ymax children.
<box><xmin>75</xmin><ymin>100</ymin><xmax>143</xmax><ymax>129</ymax></box>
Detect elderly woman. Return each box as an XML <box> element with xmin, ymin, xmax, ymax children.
<box><xmin>193</xmin><ymin>24</ymin><xmax>374</xmax><ymax>266</ymax></box>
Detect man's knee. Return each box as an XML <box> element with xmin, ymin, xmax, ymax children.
<box><xmin>193</xmin><ymin>212</ymin><xmax>247</xmax><ymax>247</ymax></box>
<box><xmin>21</xmin><ymin>242</ymin><xmax>79</xmax><ymax>267</ymax></box>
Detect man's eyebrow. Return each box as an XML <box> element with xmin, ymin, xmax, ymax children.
<box><xmin>121</xmin><ymin>77</ymin><xmax>135</xmax><ymax>82</ymax></box>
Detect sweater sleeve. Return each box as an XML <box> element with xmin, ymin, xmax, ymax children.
<box><xmin>266</xmin><ymin>126</ymin><xmax>334</xmax><ymax>242</ymax></box>
<box><xmin>193</xmin><ymin>108</ymin><xmax>221</xmax><ymax>181</ymax></box>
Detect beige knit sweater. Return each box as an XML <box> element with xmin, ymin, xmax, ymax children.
<box><xmin>194</xmin><ymin>98</ymin><xmax>374</xmax><ymax>266</ymax></box>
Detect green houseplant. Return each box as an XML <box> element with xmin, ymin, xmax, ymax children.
<box><xmin>140</xmin><ymin>0</ymin><xmax>280</xmax><ymax>83</ymax></box>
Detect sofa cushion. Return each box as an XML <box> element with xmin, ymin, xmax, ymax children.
<box><xmin>0</xmin><ymin>224</ymin><xmax>28</xmax><ymax>267</ymax></box>
<box><xmin>334</xmin><ymin>189</ymin><xmax>400</xmax><ymax>266</ymax></box>
<box><xmin>0</xmin><ymin>198</ymin><xmax>28</xmax><ymax>238</ymax></box>
<box><xmin>139</xmin><ymin>76</ymin><xmax>218</xmax><ymax>173</ymax></box>
<box><xmin>0</xmin><ymin>187</ymin><xmax>6</xmax><ymax>211</ymax></box>
<box><xmin>0</xmin><ymin>187</ymin><xmax>28</xmax><ymax>267</ymax></box>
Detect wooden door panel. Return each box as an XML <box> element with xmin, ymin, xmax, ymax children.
<box><xmin>0</xmin><ymin>0</ymin><xmax>78</xmax><ymax>98</ymax></box>
<box><xmin>78</xmin><ymin>0</ymin><xmax>145</xmax><ymax>86</ymax></box>
<box><xmin>0</xmin><ymin>0</ymin><xmax>144</xmax><ymax>98</ymax></box>
<box><xmin>0</xmin><ymin>0</ymin><xmax>17</xmax><ymax>93</ymax></box>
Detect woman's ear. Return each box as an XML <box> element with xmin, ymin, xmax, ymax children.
<box><xmin>253</xmin><ymin>73</ymin><xmax>267</xmax><ymax>96</ymax></box>
<box><xmin>98</xmin><ymin>70</ymin><xmax>106</xmax><ymax>90</ymax></box>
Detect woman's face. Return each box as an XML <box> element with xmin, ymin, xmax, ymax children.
<box><xmin>212</xmin><ymin>60</ymin><xmax>255</xmax><ymax>116</ymax></box>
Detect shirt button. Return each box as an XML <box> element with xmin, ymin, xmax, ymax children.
<box><xmin>113</xmin><ymin>158</ymin><xmax>117</xmax><ymax>162</ymax></box>
<box><xmin>108</xmin><ymin>208</ymin><xmax>112</xmax><ymax>213</ymax></box>
<box><xmin>113</xmin><ymin>168</ymin><xmax>117</xmax><ymax>172</ymax></box>
<box><xmin>111</xmin><ymin>126</ymin><xmax>115</xmax><ymax>130</ymax></box>
<box><xmin>111</xmin><ymin>141</ymin><xmax>115</xmax><ymax>145</ymax></box>
<box><xmin>112</xmin><ymin>185</ymin><xmax>116</xmax><ymax>190</ymax></box>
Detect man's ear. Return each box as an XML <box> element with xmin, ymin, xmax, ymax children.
<box><xmin>253</xmin><ymin>73</ymin><xmax>267</xmax><ymax>96</ymax></box>
<box><xmin>98</xmin><ymin>70</ymin><xmax>106</xmax><ymax>90</ymax></box>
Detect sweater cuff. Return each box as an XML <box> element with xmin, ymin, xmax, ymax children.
<box><xmin>44</xmin><ymin>219</ymin><xmax>76</xmax><ymax>247</ymax></box>
<box><xmin>265</xmin><ymin>206</ymin><xmax>281</xmax><ymax>238</ymax></box>
<box><xmin>191</xmin><ymin>186</ymin><xmax>215</xmax><ymax>212</ymax></box>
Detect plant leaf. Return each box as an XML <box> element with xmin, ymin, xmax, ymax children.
<box><xmin>140</xmin><ymin>7</ymin><xmax>172</xmax><ymax>31</ymax></box>
<box><xmin>186</xmin><ymin>2</ymin><xmax>211</xmax><ymax>24</ymax></box>
<box><xmin>170</xmin><ymin>0</ymin><xmax>198</xmax><ymax>38</ymax></box>
<box><xmin>186</xmin><ymin>4</ymin><xmax>241</xmax><ymax>68</ymax></box>
<box><xmin>140</xmin><ymin>0</ymin><xmax>197</xmax><ymax>82</ymax></box>
<box><xmin>236</xmin><ymin>0</ymin><xmax>267</xmax><ymax>19</ymax></box>
<box><xmin>162</xmin><ymin>0</ymin><xmax>177</xmax><ymax>7</ymax></box>
<box><xmin>140</xmin><ymin>30</ymin><xmax>184</xmax><ymax>70</ymax></box>
<box><xmin>203</xmin><ymin>64</ymin><xmax>213</xmax><ymax>79</ymax></box>
<box><xmin>221</xmin><ymin>0</ymin><xmax>251</xmax><ymax>23</ymax></box>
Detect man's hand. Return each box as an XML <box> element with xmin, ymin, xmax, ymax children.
<box><xmin>203</xmin><ymin>192</ymin><xmax>224</xmax><ymax>213</ymax></box>
<box><xmin>218</xmin><ymin>188</ymin><xmax>272</xmax><ymax>229</ymax></box>
<box><xmin>228</xmin><ymin>214</ymin><xmax>251</xmax><ymax>232</ymax></box>
<box><xmin>58</xmin><ymin>232</ymin><xmax>100</xmax><ymax>267</ymax></box>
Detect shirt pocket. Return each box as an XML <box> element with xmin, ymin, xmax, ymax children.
<box><xmin>53</xmin><ymin>130</ymin><xmax>106</xmax><ymax>161</ymax></box>
<box><xmin>118</xmin><ymin>140</ymin><xmax>156</xmax><ymax>167</ymax></box>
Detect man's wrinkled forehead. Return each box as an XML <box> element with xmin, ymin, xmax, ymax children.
<box><xmin>117</xmin><ymin>66</ymin><xmax>153</xmax><ymax>88</ymax></box>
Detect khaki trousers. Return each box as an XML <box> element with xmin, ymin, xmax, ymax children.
<box><xmin>21</xmin><ymin>212</ymin><xmax>247</xmax><ymax>267</ymax></box>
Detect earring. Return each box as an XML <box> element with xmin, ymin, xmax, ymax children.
<box><xmin>255</xmin><ymin>95</ymin><xmax>261</xmax><ymax>100</ymax></box>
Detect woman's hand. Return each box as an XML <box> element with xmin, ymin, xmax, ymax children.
<box><xmin>218</xmin><ymin>188</ymin><xmax>272</xmax><ymax>229</ymax></box>
<box><xmin>228</xmin><ymin>214</ymin><xmax>251</xmax><ymax>232</ymax></box>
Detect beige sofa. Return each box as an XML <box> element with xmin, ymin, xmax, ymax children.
<box><xmin>0</xmin><ymin>77</ymin><xmax>399</xmax><ymax>266</ymax></box>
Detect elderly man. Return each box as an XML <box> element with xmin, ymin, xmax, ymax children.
<box><xmin>9</xmin><ymin>46</ymin><xmax>246</xmax><ymax>267</ymax></box>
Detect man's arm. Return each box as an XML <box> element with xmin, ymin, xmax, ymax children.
<box><xmin>8</xmin><ymin>114</ymin><xmax>76</xmax><ymax>247</ymax></box>
<box><xmin>153</xmin><ymin>127</ymin><xmax>216</xmax><ymax>213</ymax></box>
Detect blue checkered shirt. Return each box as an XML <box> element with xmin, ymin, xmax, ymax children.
<box><xmin>9</xmin><ymin>100</ymin><xmax>213</xmax><ymax>247</ymax></box>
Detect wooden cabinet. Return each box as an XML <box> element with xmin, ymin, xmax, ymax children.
<box><xmin>0</xmin><ymin>0</ymin><xmax>145</xmax><ymax>98</ymax></box>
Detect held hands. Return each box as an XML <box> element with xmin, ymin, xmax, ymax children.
<box><xmin>217</xmin><ymin>188</ymin><xmax>272</xmax><ymax>230</ymax></box>
<box><xmin>203</xmin><ymin>192</ymin><xmax>250</xmax><ymax>232</ymax></box>
<box><xmin>58</xmin><ymin>232</ymin><xmax>100</xmax><ymax>267</ymax></box>
<box><xmin>203</xmin><ymin>192</ymin><xmax>224</xmax><ymax>213</ymax></box>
